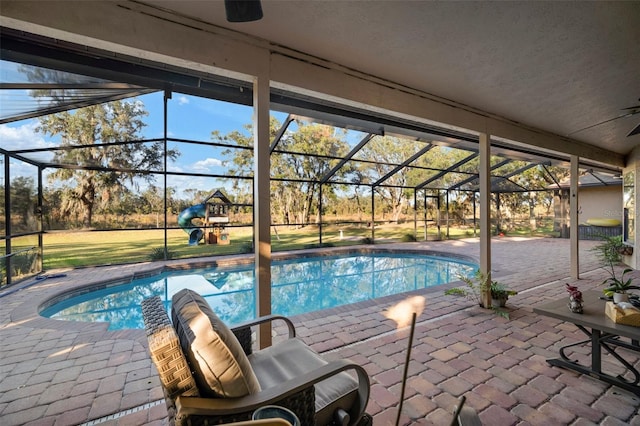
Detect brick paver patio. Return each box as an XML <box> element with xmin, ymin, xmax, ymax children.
<box><xmin>1</xmin><ymin>237</ymin><xmax>639</xmax><ymax>425</ymax></box>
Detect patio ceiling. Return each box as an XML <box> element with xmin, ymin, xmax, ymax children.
<box><xmin>0</xmin><ymin>46</ymin><xmax>619</xmax><ymax>194</ymax></box>
<box><xmin>132</xmin><ymin>0</ymin><xmax>639</xmax><ymax>157</ymax></box>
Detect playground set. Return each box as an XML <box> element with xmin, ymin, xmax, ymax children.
<box><xmin>177</xmin><ymin>189</ymin><xmax>231</xmax><ymax>246</ymax></box>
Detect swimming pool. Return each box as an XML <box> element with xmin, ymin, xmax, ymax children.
<box><xmin>41</xmin><ymin>250</ymin><xmax>477</xmax><ymax>330</ymax></box>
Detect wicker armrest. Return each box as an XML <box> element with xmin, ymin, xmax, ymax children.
<box><xmin>176</xmin><ymin>359</ymin><xmax>370</xmax><ymax>423</ymax></box>
<box><xmin>141</xmin><ymin>296</ymin><xmax>171</xmax><ymax>335</ymax></box>
<box><xmin>142</xmin><ymin>296</ymin><xmax>200</xmax><ymax>401</ymax></box>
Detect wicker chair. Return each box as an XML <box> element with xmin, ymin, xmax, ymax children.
<box><xmin>141</xmin><ymin>291</ymin><xmax>371</xmax><ymax>426</ymax></box>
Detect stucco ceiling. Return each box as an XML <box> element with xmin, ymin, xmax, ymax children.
<box><xmin>141</xmin><ymin>0</ymin><xmax>640</xmax><ymax>157</ymax></box>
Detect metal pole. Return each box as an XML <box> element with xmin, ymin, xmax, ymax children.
<box><xmin>395</xmin><ymin>312</ymin><xmax>417</xmax><ymax>426</ymax></box>
<box><xmin>446</xmin><ymin>190</ymin><xmax>450</xmax><ymax>238</ymax></box>
<box><xmin>319</xmin><ymin>184</ymin><xmax>323</xmax><ymax>245</ymax></box>
<box><xmin>424</xmin><ymin>193</ymin><xmax>428</xmax><ymax>241</ymax></box>
<box><xmin>37</xmin><ymin>166</ymin><xmax>43</xmax><ymax>272</ymax></box>
<box><xmin>437</xmin><ymin>192</ymin><xmax>442</xmax><ymax>240</ymax></box>
<box><xmin>163</xmin><ymin>89</ymin><xmax>170</xmax><ymax>260</ymax></box>
<box><xmin>413</xmin><ymin>190</ymin><xmax>417</xmax><ymax>240</ymax></box>
<box><xmin>371</xmin><ymin>185</ymin><xmax>375</xmax><ymax>242</ymax></box>
<box><xmin>5</xmin><ymin>154</ymin><xmax>12</xmax><ymax>285</ymax></box>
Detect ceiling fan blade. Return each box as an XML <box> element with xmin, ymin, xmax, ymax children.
<box><xmin>628</xmin><ymin>122</ymin><xmax>640</xmax><ymax>137</ymax></box>
<box><xmin>568</xmin><ymin>114</ymin><xmax>627</xmax><ymax>136</ymax></box>
<box><xmin>622</xmin><ymin>98</ymin><xmax>640</xmax><ymax>111</ymax></box>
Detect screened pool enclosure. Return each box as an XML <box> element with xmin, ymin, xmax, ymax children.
<box><xmin>0</xmin><ymin>31</ymin><xmax>621</xmax><ymax>287</ymax></box>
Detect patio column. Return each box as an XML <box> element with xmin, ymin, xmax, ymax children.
<box><xmin>479</xmin><ymin>133</ymin><xmax>492</xmax><ymax>308</ymax></box>
<box><xmin>254</xmin><ymin>63</ymin><xmax>272</xmax><ymax>348</ymax></box>
<box><xmin>570</xmin><ymin>155</ymin><xmax>580</xmax><ymax>279</ymax></box>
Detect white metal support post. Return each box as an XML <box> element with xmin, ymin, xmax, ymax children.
<box><xmin>570</xmin><ymin>155</ymin><xmax>580</xmax><ymax>279</ymax></box>
<box><xmin>254</xmin><ymin>67</ymin><xmax>272</xmax><ymax>348</ymax></box>
<box><xmin>479</xmin><ymin>133</ymin><xmax>492</xmax><ymax>308</ymax></box>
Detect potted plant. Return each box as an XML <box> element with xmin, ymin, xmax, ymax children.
<box><xmin>592</xmin><ymin>235</ymin><xmax>639</xmax><ymax>302</ymax></box>
<box><xmin>490</xmin><ymin>281</ymin><xmax>517</xmax><ymax>308</ymax></box>
<box><xmin>603</xmin><ymin>268</ymin><xmax>640</xmax><ymax>303</ymax></box>
<box><xmin>444</xmin><ymin>270</ymin><xmax>488</xmax><ymax>307</ymax></box>
<box><xmin>445</xmin><ymin>270</ymin><xmax>516</xmax><ymax>317</ymax></box>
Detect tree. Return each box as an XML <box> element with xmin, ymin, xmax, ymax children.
<box><xmin>220</xmin><ymin>118</ymin><xmax>351</xmax><ymax>226</ymax></box>
<box><xmin>276</xmin><ymin>122</ymin><xmax>350</xmax><ymax>225</ymax></box>
<box><xmin>356</xmin><ymin>136</ymin><xmax>419</xmax><ymax>223</ymax></box>
<box><xmin>9</xmin><ymin>176</ymin><xmax>37</xmax><ymax>230</ymax></box>
<box><xmin>36</xmin><ymin>101</ymin><xmax>178</xmax><ymax>228</ymax></box>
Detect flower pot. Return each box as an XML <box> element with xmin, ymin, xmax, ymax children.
<box><xmin>613</xmin><ymin>293</ymin><xmax>629</xmax><ymax>303</ymax></box>
<box><xmin>491</xmin><ymin>296</ymin><xmax>507</xmax><ymax>308</ymax></box>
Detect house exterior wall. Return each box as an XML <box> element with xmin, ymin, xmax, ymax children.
<box><xmin>555</xmin><ymin>185</ymin><xmax>622</xmax><ymax>239</ymax></box>
<box><xmin>578</xmin><ymin>186</ymin><xmax>622</xmax><ymax>224</ymax></box>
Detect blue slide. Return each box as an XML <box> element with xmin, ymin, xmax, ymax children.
<box><xmin>177</xmin><ymin>203</ymin><xmax>206</xmax><ymax>246</ymax></box>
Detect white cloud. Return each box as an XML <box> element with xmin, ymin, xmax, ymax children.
<box><xmin>192</xmin><ymin>157</ymin><xmax>222</xmax><ymax>171</ymax></box>
<box><xmin>167</xmin><ymin>174</ymin><xmax>214</xmax><ymax>199</ymax></box>
<box><xmin>168</xmin><ymin>164</ymin><xmax>185</xmax><ymax>173</ymax></box>
<box><xmin>1</xmin><ymin>122</ymin><xmax>55</xmax><ymax>177</ymax></box>
<box><xmin>0</xmin><ymin>122</ymin><xmax>51</xmax><ymax>150</ymax></box>
<box><xmin>178</xmin><ymin>96</ymin><xmax>190</xmax><ymax>106</ymax></box>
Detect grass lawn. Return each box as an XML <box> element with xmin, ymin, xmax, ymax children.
<box><xmin>34</xmin><ymin>220</ymin><xmax>556</xmax><ymax>270</ymax></box>
<box><xmin>42</xmin><ymin>229</ymin><xmax>251</xmax><ymax>269</ymax></box>
<box><xmin>38</xmin><ymin>223</ymin><xmax>439</xmax><ymax>269</ymax></box>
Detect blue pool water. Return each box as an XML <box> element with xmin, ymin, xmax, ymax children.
<box><xmin>41</xmin><ymin>251</ymin><xmax>476</xmax><ymax>330</ymax></box>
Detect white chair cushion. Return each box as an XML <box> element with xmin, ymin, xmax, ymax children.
<box><xmin>171</xmin><ymin>289</ymin><xmax>261</xmax><ymax>398</ymax></box>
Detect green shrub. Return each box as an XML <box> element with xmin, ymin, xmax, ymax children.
<box><xmin>240</xmin><ymin>242</ymin><xmax>254</xmax><ymax>254</ymax></box>
<box><xmin>148</xmin><ymin>247</ymin><xmax>175</xmax><ymax>261</ymax></box>
<box><xmin>302</xmin><ymin>242</ymin><xmax>335</xmax><ymax>249</ymax></box>
<box><xmin>11</xmin><ymin>251</ymin><xmax>38</xmax><ymax>276</ymax></box>
<box><xmin>400</xmin><ymin>233</ymin><xmax>416</xmax><ymax>242</ymax></box>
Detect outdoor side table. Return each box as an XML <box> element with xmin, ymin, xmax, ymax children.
<box><xmin>534</xmin><ymin>290</ymin><xmax>640</xmax><ymax>396</ymax></box>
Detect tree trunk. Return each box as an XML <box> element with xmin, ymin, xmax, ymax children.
<box><xmin>82</xmin><ymin>200</ymin><xmax>93</xmax><ymax>228</ymax></box>
<box><xmin>529</xmin><ymin>192</ymin><xmax>537</xmax><ymax>231</ymax></box>
<box><xmin>81</xmin><ymin>185</ymin><xmax>95</xmax><ymax>228</ymax></box>
<box><xmin>302</xmin><ymin>183</ymin><xmax>315</xmax><ymax>225</ymax></box>
<box><xmin>391</xmin><ymin>196</ymin><xmax>406</xmax><ymax>223</ymax></box>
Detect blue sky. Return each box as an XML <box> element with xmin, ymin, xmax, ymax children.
<box><xmin>0</xmin><ymin>59</ymin><xmax>374</xmax><ymax>200</ymax></box>
<box><xmin>1</xmin><ymin>86</ymin><xmax>289</xmax><ymax>199</ymax></box>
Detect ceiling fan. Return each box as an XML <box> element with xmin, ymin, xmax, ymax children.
<box><xmin>224</xmin><ymin>0</ymin><xmax>263</xmax><ymax>22</ymax></box>
<box><xmin>568</xmin><ymin>98</ymin><xmax>640</xmax><ymax>137</ymax></box>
